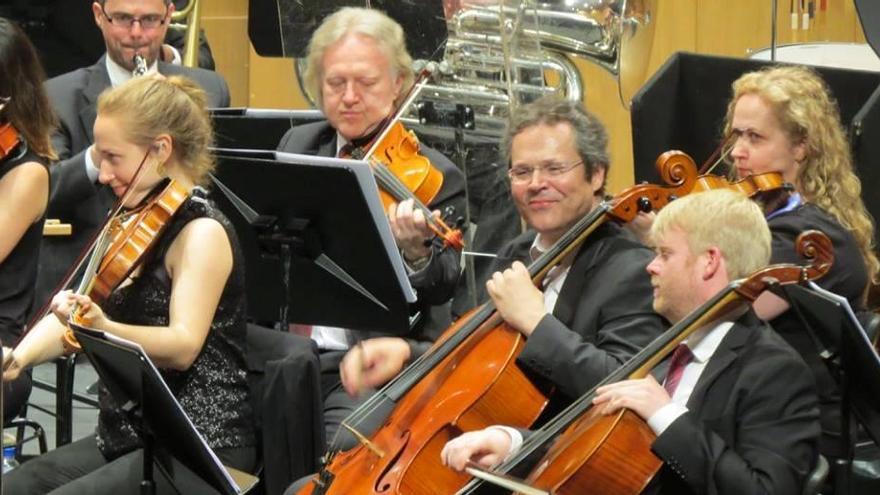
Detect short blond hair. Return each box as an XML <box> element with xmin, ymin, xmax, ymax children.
<box><xmin>97</xmin><ymin>75</ymin><xmax>214</xmax><ymax>186</ymax></box>
<box><xmin>303</xmin><ymin>7</ymin><xmax>413</xmax><ymax>109</ymax></box>
<box><xmin>652</xmin><ymin>189</ymin><xmax>771</xmax><ymax>280</ymax></box>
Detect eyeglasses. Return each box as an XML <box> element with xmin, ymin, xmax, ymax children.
<box><xmin>508</xmin><ymin>159</ymin><xmax>584</xmax><ymax>184</ymax></box>
<box><xmin>100</xmin><ymin>4</ymin><xmax>168</xmax><ymax>30</ymax></box>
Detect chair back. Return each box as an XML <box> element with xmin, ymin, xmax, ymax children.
<box><xmin>245</xmin><ymin>324</ymin><xmax>323</xmax><ymax>495</ymax></box>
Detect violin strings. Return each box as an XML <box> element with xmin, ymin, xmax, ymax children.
<box><xmin>372</xmin><ymin>163</ymin><xmax>445</xmax><ymax>231</ymax></box>
<box><xmin>701</xmin><ymin>133</ymin><xmax>737</xmax><ymax>176</ymax></box>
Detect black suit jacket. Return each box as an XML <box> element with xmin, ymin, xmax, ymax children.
<box><xmin>34</xmin><ymin>56</ymin><xmax>230</xmax><ymax>313</ymax></box>
<box><xmin>649</xmin><ymin>316</ymin><xmax>820</xmax><ymax>495</ymax></box>
<box><xmin>276</xmin><ymin>120</ymin><xmax>466</xmax><ymax>342</ymax></box>
<box><xmin>494</xmin><ymin>223</ymin><xmax>666</xmax><ymax>401</ymax></box>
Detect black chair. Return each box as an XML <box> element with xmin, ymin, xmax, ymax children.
<box><xmin>245</xmin><ymin>324</ymin><xmax>323</xmax><ymax>495</ymax></box>
<box><xmin>4</xmin><ymin>405</ymin><xmax>48</xmax><ymax>461</ymax></box>
<box><xmin>28</xmin><ymin>354</ymin><xmax>98</xmax><ymax>448</ymax></box>
<box><xmin>803</xmin><ymin>454</ymin><xmax>830</xmax><ymax>495</ymax></box>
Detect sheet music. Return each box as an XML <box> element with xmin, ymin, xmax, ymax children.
<box><xmin>99</xmin><ymin>332</ymin><xmax>242</xmax><ymax>493</ymax></box>
<box><xmin>274</xmin><ymin>150</ymin><xmax>417</xmax><ymax>303</ymax></box>
<box><xmin>805</xmin><ymin>281</ymin><xmax>878</xmax><ymax>353</ymax></box>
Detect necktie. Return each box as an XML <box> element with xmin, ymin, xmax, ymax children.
<box><xmin>289</xmin><ymin>323</ymin><xmax>312</xmax><ymax>338</ymax></box>
<box><xmin>663</xmin><ymin>344</ymin><xmax>694</xmax><ymax>396</ymax></box>
<box><xmin>337</xmin><ymin>143</ymin><xmax>355</xmax><ymax>159</ymax></box>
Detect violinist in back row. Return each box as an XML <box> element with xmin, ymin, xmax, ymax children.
<box><xmin>275</xmin><ymin>6</ymin><xmax>466</xmax><ymax>449</ymax></box>
<box><xmin>629</xmin><ymin>65</ymin><xmax>877</xmax><ymax>478</ymax></box>
<box><xmin>2</xmin><ymin>75</ymin><xmax>255</xmax><ymax>494</ymax></box>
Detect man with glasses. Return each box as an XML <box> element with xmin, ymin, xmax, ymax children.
<box><xmin>335</xmin><ymin>96</ymin><xmax>665</xmax><ymax>429</ymax></box>
<box><xmin>35</xmin><ymin>0</ymin><xmax>229</xmax><ymax>313</ymax></box>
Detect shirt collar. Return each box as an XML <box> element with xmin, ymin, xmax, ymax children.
<box><xmin>683</xmin><ymin>320</ymin><xmax>734</xmax><ymax>364</ymax></box>
<box><xmin>765</xmin><ymin>192</ymin><xmax>803</xmax><ymax>220</ymax></box>
<box><xmin>105</xmin><ymin>54</ymin><xmax>159</xmax><ymax>88</ymax></box>
<box><xmin>528</xmin><ymin>233</ymin><xmax>552</xmax><ymax>261</ymax></box>
<box><xmin>335</xmin><ymin>133</ymin><xmax>351</xmax><ymax>157</ymax></box>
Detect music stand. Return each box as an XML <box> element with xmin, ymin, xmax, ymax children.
<box><xmin>210</xmin><ymin>108</ymin><xmax>323</xmax><ymax>150</ymax></box>
<box><xmin>248</xmin><ymin>0</ymin><xmax>447</xmax><ymax>60</ymax></box>
<box><xmin>69</xmin><ymin>322</ymin><xmax>258</xmax><ymax>495</ymax></box>
<box><xmin>778</xmin><ymin>282</ymin><xmax>880</xmax><ymax>491</ymax></box>
<box><xmin>209</xmin><ymin>148</ymin><xmax>416</xmax><ymax>334</ymax></box>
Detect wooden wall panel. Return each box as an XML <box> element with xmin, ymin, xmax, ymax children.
<box><xmin>247</xmin><ymin>48</ymin><xmax>309</xmax><ymax>108</ymax></box>
<box><xmin>199</xmin><ymin>0</ymin><xmax>249</xmax><ymax>106</ymax></box>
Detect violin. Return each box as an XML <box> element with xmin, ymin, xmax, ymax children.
<box><xmin>296</xmin><ymin>155</ymin><xmax>697</xmax><ymax>495</ymax></box>
<box><xmin>460</xmin><ymin>230</ymin><xmax>833</xmax><ymax>495</ymax></box>
<box><xmin>348</xmin><ymin>72</ymin><xmax>464</xmax><ymax>251</ymax></box>
<box><xmin>62</xmin><ymin>179</ymin><xmax>190</xmax><ymax>351</ymax></box>
<box><xmin>353</xmin><ymin>121</ymin><xmax>464</xmax><ymax>250</ymax></box>
<box><xmin>656</xmin><ymin>150</ymin><xmax>794</xmax><ymax>214</ymax></box>
<box><xmin>0</xmin><ymin>122</ymin><xmax>23</xmax><ymax>162</ymax></box>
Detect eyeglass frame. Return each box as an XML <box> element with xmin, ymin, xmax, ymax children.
<box><xmin>99</xmin><ymin>3</ymin><xmax>170</xmax><ymax>30</ymax></box>
<box><xmin>507</xmin><ymin>159</ymin><xmax>585</xmax><ymax>184</ymax></box>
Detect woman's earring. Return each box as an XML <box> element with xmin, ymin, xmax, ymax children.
<box><xmin>156</xmin><ymin>160</ymin><xmax>167</xmax><ymax>176</ymax></box>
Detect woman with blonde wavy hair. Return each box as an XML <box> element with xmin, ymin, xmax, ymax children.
<box><xmin>724</xmin><ymin>64</ymin><xmax>875</xmax><ymax>466</ymax></box>
<box><xmin>3</xmin><ymin>75</ymin><xmax>255</xmax><ymax>494</ymax></box>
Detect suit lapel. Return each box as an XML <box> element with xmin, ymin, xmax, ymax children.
<box><xmin>552</xmin><ymin>224</ymin><xmax>611</xmax><ymax>327</ymax></box>
<box><xmin>686</xmin><ymin>321</ymin><xmax>755</xmax><ymax>411</ymax></box>
<box><xmin>318</xmin><ymin>131</ymin><xmax>338</xmax><ymax>157</ymax></box>
<box><xmin>79</xmin><ymin>58</ymin><xmax>111</xmax><ymax>144</ymax></box>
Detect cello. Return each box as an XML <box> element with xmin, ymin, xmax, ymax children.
<box><xmin>298</xmin><ymin>152</ymin><xmax>698</xmax><ymax>495</ymax></box>
<box><xmin>459</xmin><ymin>229</ymin><xmax>833</xmax><ymax>495</ymax></box>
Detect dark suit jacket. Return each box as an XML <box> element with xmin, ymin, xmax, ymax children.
<box><xmin>246</xmin><ymin>324</ymin><xmax>323</xmax><ymax>495</ymax></box>
<box><xmin>494</xmin><ymin>223</ymin><xmax>666</xmax><ymax>401</ymax></box>
<box><xmin>34</xmin><ymin>56</ymin><xmax>230</xmax><ymax>313</ymax></box>
<box><xmin>649</xmin><ymin>316</ymin><xmax>820</xmax><ymax>495</ymax></box>
<box><xmin>277</xmin><ymin>120</ymin><xmax>466</xmax><ymax>343</ymax></box>
<box><xmin>767</xmin><ymin>203</ymin><xmax>867</xmax><ymax>459</ymax></box>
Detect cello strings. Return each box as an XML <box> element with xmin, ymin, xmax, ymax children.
<box><xmin>333</xmin><ymin>205</ymin><xmax>613</xmax><ymax>452</ymax></box>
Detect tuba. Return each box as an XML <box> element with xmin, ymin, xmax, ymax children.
<box><xmin>407</xmin><ymin>0</ymin><xmax>658</xmax><ymax>137</ymax></box>
<box><xmin>283</xmin><ymin>0</ymin><xmax>658</xmax><ymax>137</ymax></box>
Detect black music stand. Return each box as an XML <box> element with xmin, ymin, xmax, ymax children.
<box><xmin>210</xmin><ymin>108</ymin><xmax>323</xmax><ymax>150</ymax></box>
<box><xmin>778</xmin><ymin>282</ymin><xmax>880</xmax><ymax>492</ymax></box>
<box><xmin>248</xmin><ymin>0</ymin><xmax>447</xmax><ymax>60</ymax></box>
<box><xmin>209</xmin><ymin>148</ymin><xmax>415</xmax><ymax>334</ymax></box>
<box><xmin>69</xmin><ymin>322</ymin><xmax>257</xmax><ymax>495</ymax></box>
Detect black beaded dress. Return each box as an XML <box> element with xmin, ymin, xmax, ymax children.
<box><xmin>95</xmin><ymin>186</ymin><xmax>255</xmax><ymax>459</ymax></box>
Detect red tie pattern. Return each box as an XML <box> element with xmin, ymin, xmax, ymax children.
<box><xmin>663</xmin><ymin>343</ymin><xmax>694</xmax><ymax>396</ymax></box>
